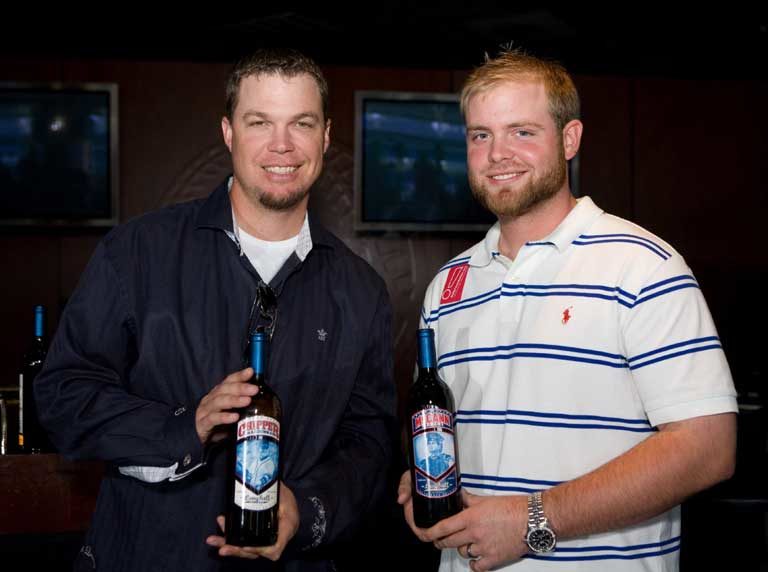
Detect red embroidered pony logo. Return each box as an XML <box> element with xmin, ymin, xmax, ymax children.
<box><xmin>562</xmin><ymin>307</ymin><xmax>573</xmax><ymax>325</ymax></box>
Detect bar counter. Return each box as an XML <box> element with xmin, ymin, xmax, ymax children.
<box><xmin>0</xmin><ymin>453</ymin><xmax>103</xmax><ymax>535</ymax></box>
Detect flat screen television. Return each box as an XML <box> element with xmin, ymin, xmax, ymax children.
<box><xmin>0</xmin><ymin>82</ymin><xmax>119</xmax><ymax>228</ymax></box>
<box><xmin>353</xmin><ymin>90</ymin><xmax>494</xmax><ymax>232</ymax></box>
<box><xmin>353</xmin><ymin>90</ymin><xmax>581</xmax><ymax>233</ymax></box>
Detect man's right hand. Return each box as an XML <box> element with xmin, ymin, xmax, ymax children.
<box><xmin>195</xmin><ymin>368</ymin><xmax>258</xmax><ymax>444</ymax></box>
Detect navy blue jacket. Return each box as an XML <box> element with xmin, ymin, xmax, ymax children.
<box><xmin>36</xmin><ymin>181</ymin><xmax>396</xmax><ymax>571</ymax></box>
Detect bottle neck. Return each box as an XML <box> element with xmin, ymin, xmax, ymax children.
<box><xmin>249</xmin><ymin>334</ymin><xmax>267</xmax><ymax>381</ymax></box>
<box><xmin>417</xmin><ymin>333</ymin><xmax>437</xmax><ymax>370</ymax></box>
<box><xmin>33</xmin><ymin>306</ymin><xmax>45</xmax><ymax>339</ymax></box>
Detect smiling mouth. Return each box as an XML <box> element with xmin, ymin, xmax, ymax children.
<box><xmin>263</xmin><ymin>165</ymin><xmax>299</xmax><ymax>174</ymax></box>
<box><xmin>489</xmin><ymin>171</ymin><xmax>525</xmax><ymax>181</ymax></box>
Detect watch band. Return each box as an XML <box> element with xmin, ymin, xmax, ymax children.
<box><xmin>525</xmin><ymin>491</ymin><xmax>557</xmax><ymax>553</ymax></box>
<box><xmin>528</xmin><ymin>491</ymin><xmax>547</xmax><ymax>528</ymax></box>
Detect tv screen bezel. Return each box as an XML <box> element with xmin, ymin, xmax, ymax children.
<box><xmin>0</xmin><ymin>81</ymin><xmax>119</xmax><ymax>229</ymax></box>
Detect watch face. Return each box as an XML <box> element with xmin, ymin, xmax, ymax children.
<box><xmin>527</xmin><ymin>527</ymin><xmax>556</xmax><ymax>553</ymax></box>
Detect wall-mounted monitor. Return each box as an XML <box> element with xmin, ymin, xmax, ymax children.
<box><xmin>353</xmin><ymin>90</ymin><xmax>494</xmax><ymax>232</ymax></box>
<box><xmin>0</xmin><ymin>82</ymin><xmax>119</xmax><ymax>228</ymax></box>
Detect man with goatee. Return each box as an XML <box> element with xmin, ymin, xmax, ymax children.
<box><xmin>37</xmin><ymin>49</ymin><xmax>395</xmax><ymax>572</ymax></box>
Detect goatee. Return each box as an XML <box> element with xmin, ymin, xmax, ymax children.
<box><xmin>257</xmin><ymin>186</ymin><xmax>311</xmax><ymax>211</ymax></box>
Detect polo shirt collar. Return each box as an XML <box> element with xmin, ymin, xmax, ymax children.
<box><xmin>470</xmin><ymin>222</ymin><xmax>501</xmax><ymax>267</ymax></box>
<box><xmin>536</xmin><ymin>196</ymin><xmax>604</xmax><ymax>251</ymax></box>
<box><xmin>469</xmin><ymin>196</ymin><xmax>604</xmax><ymax>267</ymax></box>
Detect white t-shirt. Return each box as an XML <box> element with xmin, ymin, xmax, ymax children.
<box><xmin>238</xmin><ymin>226</ymin><xmax>299</xmax><ymax>284</ymax></box>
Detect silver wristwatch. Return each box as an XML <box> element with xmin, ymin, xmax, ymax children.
<box><xmin>525</xmin><ymin>491</ymin><xmax>557</xmax><ymax>553</ymax></box>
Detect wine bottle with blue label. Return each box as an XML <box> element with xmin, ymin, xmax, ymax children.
<box><xmin>407</xmin><ymin>328</ymin><xmax>461</xmax><ymax>528</ymax></box>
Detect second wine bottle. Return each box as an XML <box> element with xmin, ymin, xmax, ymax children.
<box><xmin>407</xmin><ymin>328</ymin><xmax>461</xmax><ymax>528</ymax></box>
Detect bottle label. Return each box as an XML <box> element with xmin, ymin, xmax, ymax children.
<box><xmin>233</xmin><ymin>415</ymin><xmax>280</xmax><ymax>511</ymax></box>
<box><xmin>411</xmin><ymin>407</ymin><xmax>458</xmax><ymax>498</ymax></box>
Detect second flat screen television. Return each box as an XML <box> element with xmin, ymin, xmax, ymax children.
<box><xmin>354</xmin><ymin>91</ymin><xmax>494</xmax><ymax>232</ymax></box>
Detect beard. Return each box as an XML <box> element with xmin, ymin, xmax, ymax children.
<box><xmin>470</xmin><ymin>148</ymin><xmax>568</xmax><ymax>218</ymax></box>
<box><xmin>235</xmin><ymin>172</ymin><xmax>313</xmax><ymax>213</ymax></box>
<box><xmin>256</xmin><ymin>185</ymin><xmax>311</xmax><ymax>212</ymax></box>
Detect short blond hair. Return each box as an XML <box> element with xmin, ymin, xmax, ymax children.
<box><xmin>460</xmin><ymin>49</ymin><xmax>580</xmax><ymax>131</ymax></box>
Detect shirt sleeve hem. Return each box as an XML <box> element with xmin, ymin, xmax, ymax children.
<box><xmin>647</xmin><ymin>395</ymin><xmax>738</xmax><ymax>427</ymax></box>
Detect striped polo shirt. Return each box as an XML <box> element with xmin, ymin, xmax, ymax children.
<box><xmin>420</xmin><ymin>197</ymin><xmax>737</xmax><ymax>572</ymax></box>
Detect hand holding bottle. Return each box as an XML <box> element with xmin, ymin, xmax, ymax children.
<box><xmin>195</xmin><ymin>368</ymin><xmax>259</xmax><ymax>444</ymax></box>
<box><xmin>206</xmin><ymin>481</ymin><xmax>299</xmax><ymax>561</ymax></box>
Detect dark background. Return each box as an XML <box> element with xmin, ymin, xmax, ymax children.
<box><xmin>1</xmin><ymin>6</ymin><xmax>766</xmax><ymax>571</ymax></box>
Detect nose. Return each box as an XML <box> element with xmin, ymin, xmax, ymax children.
<box><xmin>268</xmin><ymin>126</ymin><xmax>294</xmax><ymax>154</ymax></box>
<box><xmin>489</xmin><ymin>136</ymin><xmax>512</xmax><ymax>164</ymax></box>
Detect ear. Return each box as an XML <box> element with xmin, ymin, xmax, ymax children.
<box><xmin>562</xmin><ymin>119</ymin><xmax>583</xmax><ymax>161</ymax></box>
<box><xmin>323</xmin><ymin>118</ymin><xmax>331</xmax><ymax>153</ymax></box>
<box><xmin>221</xmin><ymin>116</ymin><xmax>233</xmax><ymax>152</ymax></box>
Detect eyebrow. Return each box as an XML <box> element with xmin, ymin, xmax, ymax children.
<box><xmin>242</xmin><ymin>110</ymin><xmax>322</xmax><ymax>122</ymax></box>
<box><xmin>466</xmin><ymin>121</ymin><xmax>547</xmax><ymax>132</ymax></box>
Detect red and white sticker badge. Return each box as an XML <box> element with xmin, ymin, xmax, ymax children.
<box><xmin>440</xmin><ymin>264</ymin><xmax>469</xmax><ymax>305</ymax></box>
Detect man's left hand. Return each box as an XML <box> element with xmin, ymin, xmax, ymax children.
<box><xmin>206</xmin><ymin>482</ymin><xmax>300</xmax><ymax>561</ymax></box>
<box><xmin>425</xmin><ymin>490</ymin><xmax>529</xmax><ymax>572</ymax></box>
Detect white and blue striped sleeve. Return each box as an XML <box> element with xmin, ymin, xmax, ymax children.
<box><xmin>622</xmin><ymin>254</ymin><xmax>737</xmax><ymax>426</ymax></box>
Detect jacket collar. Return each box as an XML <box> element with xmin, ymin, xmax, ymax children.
<box><xmin>195</xmin><ymin>177</ymin><xmax>337</xmax><ymax>254</ymax></box>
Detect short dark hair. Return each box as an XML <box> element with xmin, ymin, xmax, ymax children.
<box><xmin>225</xmin><ymin>48</ymin><xmax>329</xmax><ymax>121</ymax></box>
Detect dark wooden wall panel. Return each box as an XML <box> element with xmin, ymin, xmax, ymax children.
<box><xmin>576</xmin><ymin>76</ymin><xmax>634</xmax><ymax>219</ymax></box>
<box><xmin>0</xmin><ymin>236</ymin><xmax>60</xmax><ymax>386</ymax></box>
<box><xmin>634</xmin><ymin>78</ymin><xmax>768</xmax><ymax>267</ymax></box>
<box><xmin>108</xmin><ymin>60</ymin><xmax>229</xmax><ymax>218</ymax></box>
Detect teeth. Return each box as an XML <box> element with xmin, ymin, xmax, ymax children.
<box><xmin>491</xmin><ymin>172</ymin><xmax>521</xmax><ymax>181</ymax></box>
<box><xmin>264</xmin><ymin>166</ymin><xmax>297</xmax><ymax>174</ymax></box>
